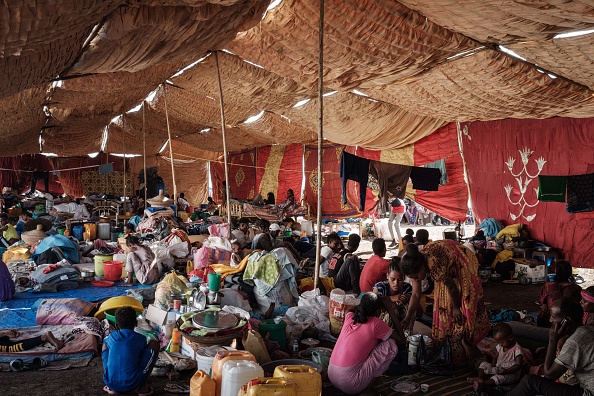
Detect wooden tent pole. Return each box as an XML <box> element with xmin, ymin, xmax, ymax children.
<box><xmin>143</xmin><ymin>102</ymin><xmax>148</xmax><ymax>205</ymax></box>
<box><xmin>122</xmin><ymin>116</ymin><xmax>126</xmax><ymax>206</ymax></box>
<box><xmin>314</xmin><ymin>0</ymin><xmax>324</xmax><ymax>291</ymax></box>
<box><xmin>214</xmin><ymin>51</ymin><xmax>232</xmax><ymax>226</ymax></box>
<box><xmin>162</xmin><ymin>84</ymin><xmax>178</xmax><ymax>214</ymax></box>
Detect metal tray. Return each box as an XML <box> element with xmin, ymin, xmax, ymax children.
<box><xmin>192</xmin><ymin>310</ymin><xmax>238</xmax><ymax>330</ymax></box>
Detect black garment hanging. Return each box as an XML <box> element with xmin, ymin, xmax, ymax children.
<box><xmin>340</xmin><ymin>151</ymin><xmax>370</xmax><ymax>211</ymax></box>
<box><xmin>369</xmin><ymin>161</ymin><xmax>411</xmax><ymax>214</ymax></box>
<box><xmin>410</xmin><ymin>167</ymin><xmax>441</xmax><ymax>191</ymax></box>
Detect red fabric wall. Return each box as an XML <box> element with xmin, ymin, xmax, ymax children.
<box><xmin>413</xmin><ymin>123</ymin><xmax>468</xmax><ymax>222</ymax></box>
<box><xmin>462</xmin><ymin>118</ymin><xmax>594</xmax><ymax>268</ymax></box>
<box><xmin>276</xmin><ymin>144</ymin><xmax>304</xmax><ymax>203</ymax></box>
<box><xmin>211</xmin><ymin>149</ymin><xmax>257</xmax><ymax>201</ymax></box>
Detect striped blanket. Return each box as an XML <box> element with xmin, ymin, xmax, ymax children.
<box><xmin>375</xmin><ymin>367</ymin><xmax>475</xmax><ymax>396</ymax></box>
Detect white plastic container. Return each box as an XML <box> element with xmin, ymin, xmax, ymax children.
<box><xmin>195</xmin><ymin>345</ymin><xmax>236</xmax><ymax>375</ymax></box>
<box><xmin>113</xmin><ymin>253</ymin><xmax>128</xmax><ymax>278</ymax></box>
<box><xmin>220</xmin><ymin>360</ymin><xmax>264</xmax><ymax>396</ymax></box>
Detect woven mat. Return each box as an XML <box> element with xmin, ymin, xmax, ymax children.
<box><xmin>375</xmin><ymin>367</ymin><xmax>475</xmax><ymax>396</ymax></box>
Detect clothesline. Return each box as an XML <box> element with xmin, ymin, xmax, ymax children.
<box><xmin>0</xmin><ymin>164</ymin><xmax>123</xmax><ymax>173</ymax></box>
<box><xmin>163</xmin><ymin>151</ymin><xmax>458</xmax><ymax>176</ymax></box>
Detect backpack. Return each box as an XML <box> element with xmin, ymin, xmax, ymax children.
<box><xmin>390</xmin><ymin>198</ymin><xmax>402</xmax><ymax>208</ymax></box>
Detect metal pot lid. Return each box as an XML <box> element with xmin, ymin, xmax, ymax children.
<box><xmin>192</xmin><ymin>310</ymin><xmax>238</xmax><ymax>330</ymax></box>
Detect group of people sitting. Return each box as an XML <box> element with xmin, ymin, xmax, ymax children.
<box><xmin>323</xmin><ymin>227</ymin><xmax>594</xmax><ymax>396</ymax></box>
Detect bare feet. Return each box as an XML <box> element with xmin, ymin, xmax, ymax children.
<box><xmin>466</xmin><ymin>377</ymin><xmax>483</xmax><ymax>391</ymax></box>
<box><xmin>121</xmin><ymin>282</ymin><xmax>134</xmax><ymax>287</ymax></box>
<box><xmin>42</xmin><ymin>331</ymin><xmax>64</xmax><ymax>350</ymax></box>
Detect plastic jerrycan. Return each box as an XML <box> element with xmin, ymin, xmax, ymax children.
<box><xmin>189</xmin><ymin>370</ymin><xmax>215</xmax><ymax>396</ymax></box>
<box><xmin>245</xmin><ymin>378</ymin><xmax>298</xmax><ymax>396</ymax></box>
<box><xmin>220</xmin><ymin>360</ymin><xmax>263</xmax><ymax>396</ymax></box>
<box><xmin>211</xmin><ymin>350</ymin><xmax>256</xmax><ymax>396</ymax></box>
<box><xmin>273</xmin><ymin>365</ymin><xmax>322</xmax><ymax>396</ymax></box>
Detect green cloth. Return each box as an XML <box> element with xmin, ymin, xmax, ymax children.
<box><xmin>243</xmin><ymin>254</ymin><xmax>281</xmax><ymax>289</ymax></box>
<box><xmin>538</xmin><ymin>175</ymin><xmax>567</xmax><ymax>202</ymax></box>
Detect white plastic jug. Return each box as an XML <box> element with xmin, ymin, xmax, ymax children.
<box><xmin>220</xmin><ymin>360</ymin><xmax>264</xmax><ymax>396</ymax></box>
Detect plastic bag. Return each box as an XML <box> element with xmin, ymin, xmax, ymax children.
<box><xmin>312</xmin><ymin>350</ymin><xmax>330</xmax><ymax>373</ymax></box>
<box><xmin>154</xmin><ymin>271</ymin><xmax>189</xmax><ymax>309</ymax></box>
<box><xmin>298</xmin><ymin>289</ymin><xmax>330</xmax><ymax>316</ymax></box>
<box><xmin>417</xmin><ymin>336</ymin><xmax>453</xmax><ymax>376</ymax></box>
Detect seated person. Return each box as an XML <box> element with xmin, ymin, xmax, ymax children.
<box><xmin>0</xmin><ymin>214</ymin><xmax>19</xmax><ymax>244</ymax></box>
<box><xmin>328</xmin><ymin>293</ymin><xmax>405</xmax><ymax>395</ymax></box>
<box><xmin>537</xmin><ymin>261</ymin><xmax>582</xmax><ymax>327</ymax></box>
<box><xmin>102</xmin><ymin>306</ymin><xmax>159</xmax><ymax>396</ymax></box>
<box><xmin>466</xmin><ymin>322</ymin><xmax>524</xmax><ymax>392</ymax></box>
<box><xmin>0</xmin><ymin>329</ymin><xmax>63</xmax><ymax>352</ymax></box>
<box><xmin>582</xmin><ymin>286</ymin><xmax>594</xmax><ymax>326</ymax></box>
<box><xmin>319</xmin><ymin>233</ymin><xmax>344</xmax><ymax>278</ymax></box>
<box><xmin>124</xmin><ymin>223</ymin><xmax>135</xmax><ymax>235</ymax></box>
<box><xmin>328</xmin><ymin>234</ymin><xmax>361</xmax><ymax>292</ymax></box>
<box><xmin>232</xmin><ymin>217</ymin><xmax>255</xmax><ymax>249</ymax></box>
<box><xmin>373</xmin><ymin>258</ymin><xmax>422</xmax><ymax>333</ymax></box>
<box><xmin>276</xmin><ymin>189</ymin><xmax>297</xmax><ymax>216</ymax></box>
<box><xmin>507</xmin><ymin>297</ymin><xmax>594</xmax><ymax>396</ymax></box>
<box><xmin>230</xmin><ymin>240</ymin><xmax>247</xmax><ymax>268</ymax></box>
<box><xmin>252</xmin><ymin>192</ymin><xmax>274</xmax><ymax>206</ymax></box>
<box><xmin>128</xmin><ymin>207</ymin><xmax>144</xmax><ymax>231</ymax></box>
<box><xmin>207</xmin><ymin>197</ymin><xmax>218</xmax><ymax>214</ymax></box>
<box><xmin>415</xmin><ymin>228</ymin><xmax>430</xmax><ymax>250</ymax></box>
<box><xmin>254</xmin><ymin>222</ymin><xmax>281</xmax><ymax>252</ymax></box>
<box><xmin>123</xmin><ymin>235</ymin><xmax>160</xmax><ymax>286</ymax></box>
<box><xmin>15</xmin><ymin>211</ymin><xmax>32</xmax><ymax>236</ymax></box>
<box><xmin>397</xmin><ymin>234</ymin><xmax>414</xmax><ymax>258</ymax></box>
<box><xmin>359</xmin><ymin>238</ymin><xmax>390</xmax><ymax>293</ymax></box>
<box><xmin>1</xmin><ymin>259</ymin><xmax>15</xmax><ymax>302</ymax></box>
<box><xmin>177</xmin><ymin>192</ymin><xmax>190</xmax><ymax>212</ymax></box>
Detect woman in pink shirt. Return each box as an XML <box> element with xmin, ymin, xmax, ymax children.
<box><xmin>328</xmin><ymin>293</ymin><xmax>406</xmax><ymax>395</ymax></box>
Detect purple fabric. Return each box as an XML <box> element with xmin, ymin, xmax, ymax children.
<box><xmin>328</xmin><ymin>338</ymin><xmax>398</xmax><ymax>394</ymax></box>
<box><xmin>0</xmin><ymin>260</ymin><xmax>15</xmax><ymax>302</ymax></box>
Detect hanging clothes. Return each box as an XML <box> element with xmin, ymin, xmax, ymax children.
<box><xmin>369</xmin><ymin>161</ymin><xmax>411</xmax><ymax>214</ymax></box>
<box><xmin>566</xmin><ymin>173</ymin><xmax>594</xmax><ymax>213</ymax></box>
<box><xmin>340</xmin><ymin>151</ymin><xmax>370</xmax><ymax>211</ymax></box>
<box><xmin>409</xmin><ymin>167</ymin><xmax>441</xmax><ymax>191</ymax></box>
<box><xmin>425</xmin><ymin>158</ymin><xmax>448</xmax><ymax>186</ymax></box>
<box><xmin>538</xmin><ymin>175</ymin><xmax>567</xmax><ymax>203</ymax></box>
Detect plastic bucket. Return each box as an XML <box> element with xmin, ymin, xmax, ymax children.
<box><xmin>103</xmin><ymin>260</ymin><xmax>123</xmax><ymax>281</ymax></box>
<box><xmin>258</xmin><ymin>319</ymin><xmax>287</xmax><ymax>350</ymax></box>
<box><xmin>196</xmin><ymin>346</ymin><xmax>236</xmax><ymax>375</ymax></box>
<box><xmin>208</xmin><ymin>273</ymin><xmax>222</xmax><ymax>291</ymax></box>
<box><xmin>56</xmin><ymin>226</ymin><xmax>66</xmax><ymax>235</ymax></box>
<box><xmin>94</xmin><ymin>254</ymin><xmax>113</xmax><ymax>277</ymax></box>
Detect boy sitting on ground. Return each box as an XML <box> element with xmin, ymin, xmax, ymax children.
<box><xmin>467</xmin><ymin>322</ymin><xmax>524</xmax><ymax>392</ymax></box>
<box><xmin>102</xmin><ymin>306</ymin><xmax>159</xmax><ymax>396</ymax></box>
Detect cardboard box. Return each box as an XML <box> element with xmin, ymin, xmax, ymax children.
<box><xmin>180</xmin><ymin>335</ymin><xmax>198</xmax><ymax>360</ymax></box>
<box><xmin>514</xmin><ymin>262</ymin><xmax>546</xmax><ymax>283</ymax></box>
<box><xmin>145</xmin><ymin>304</ymin><xmax>178</xmax><ymax>334</ymax></box>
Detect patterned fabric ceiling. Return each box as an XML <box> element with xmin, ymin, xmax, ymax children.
<box><xmin>1</xmin><ymin>0</ymin><xmax>594</xmax><ymax>157</ymax></box>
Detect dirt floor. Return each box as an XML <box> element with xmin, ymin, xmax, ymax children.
<box><xmin>2</xmin><ymin>224</ymin><xmax>592</xmax><ymax>396</ymax></box>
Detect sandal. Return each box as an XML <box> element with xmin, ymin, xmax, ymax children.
<box><xmin>163</xmin><ymin>383</ymin><xmax>190</xmax><ymax>394</ymax></box>
<box><xmin>9</xmin><ymin>359</ymin><xmax>24</xmax><ymax>372</ymax></box>
<box><xmin>23</xmin><ymin>357</ymin><xmax>48</xmax><ymax>370</ymax></box>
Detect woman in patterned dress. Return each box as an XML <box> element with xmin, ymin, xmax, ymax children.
<box><xmin>400</xmin><ymin>240</ymin><xmax>489</xmax><ymax>365</ymax></box>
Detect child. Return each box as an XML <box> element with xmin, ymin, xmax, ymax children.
<box><xmin>0</xmin><ymin>329</ymin><xmax>63</xmax><ymax>352</ymax></box>
<box><xmin>0</xmin><ymin>214</ymin><xmax>19</xmax><ymax>244</ymax></box>
<box><xmin>467</xmin><ymin>322</ymin><xmax>524</xmax><ymax>391</ymax></box>
<box><xmin>103</xmin><ymin>306</ymin><xmax>159</xmax><ymax>396</ymax></box>
<box><xmin>230</xmin><ymin>240</ymin><xmax>245</xmax><ymax>268</ymax></box>
<box><xmin>359</xmin><ymin>238</ymin><xmax>390</xmax><ymax>293</ymax></box>
<box><xmin>581</xmin><ymin>286</ymin><xmax>594</xmax><ymax>326</ymax></box>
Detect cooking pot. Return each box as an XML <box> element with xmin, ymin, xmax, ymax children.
<box><xmin>80</xmin><ymin>270</ymin><xmax>95</xmax><ymax>281</ymax></box>
<box><xmin>518</xmin><ymin>240</ymin><xmax>535</xmax><ymax>248</ymax></box>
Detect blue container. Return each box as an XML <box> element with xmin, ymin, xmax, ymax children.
<box><xmin>72</xmin><ymin>225</ymin><xmax>84</xmax><ymax>241</ymax></box>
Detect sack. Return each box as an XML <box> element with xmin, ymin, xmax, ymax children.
<box><xmin>328</xmin><ymin>289</ymin><xmax>359</xmax><ymax>336</ymax></box>
<box><xmin>417</xmin><ymin>336</ymin><xmax>453</xmax><ymax>376</ymax></box>
<box><xmin>154</xmin><ymin>271</ymin><xmax>189</xmax><ymax>309</ymax></box>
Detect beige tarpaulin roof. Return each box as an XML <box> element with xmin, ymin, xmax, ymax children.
<box><xmin>1</xmin><ymin>0</ymin><xmax>594</xmax><ymax>157</ymax></box>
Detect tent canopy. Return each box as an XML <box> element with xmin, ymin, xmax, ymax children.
<box><xmin>1</xmin><ymin>0</ymin><xmax>594</xmax><ymax>158</ymax></box>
